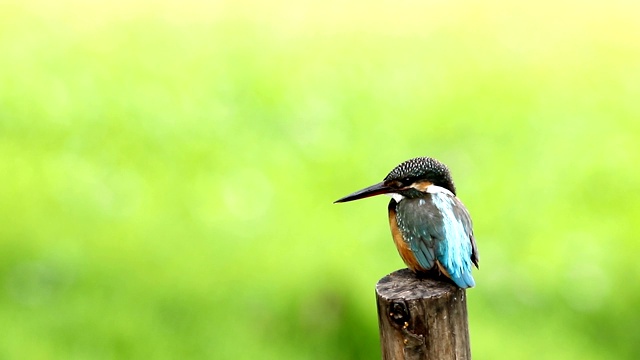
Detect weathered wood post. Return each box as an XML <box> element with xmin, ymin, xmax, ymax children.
<box><xmin>376</xmin><ymin>268</ymin><xmax>471</xmax><ymax>360</ymax></box>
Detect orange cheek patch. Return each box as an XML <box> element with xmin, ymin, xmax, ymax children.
<box><xmin>411</xmin><ymin>181</ymin><xmax>433</xmax><ymax>192</ymax></box>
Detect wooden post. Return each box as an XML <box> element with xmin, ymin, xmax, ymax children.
<box><xmin>376</xmin><ymin>269</ymin><xmax>471</xmax><ymax>360</ymax></box>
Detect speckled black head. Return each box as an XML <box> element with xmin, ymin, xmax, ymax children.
<box><xmin>334</xmin><ymin>156</ymin><xmax>457</xmax><ymax>203</ymax></box>
<box><xmin>383</xmin><ymin>157</ymin><xmax>456</xmax><ymax>195</ymax></box>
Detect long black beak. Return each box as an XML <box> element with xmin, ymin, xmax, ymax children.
<box><xmin>334</xmin><ymin>182</ymin><xmax>394</xmax><ymax>203</ymax></box>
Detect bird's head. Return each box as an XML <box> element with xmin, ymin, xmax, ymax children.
<box><xmin>334</xmin><ymin>157</ymin><xmax>456</xmax><ymax>204</ymax></box>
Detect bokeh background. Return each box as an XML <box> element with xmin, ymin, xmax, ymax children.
<box><xmin>2</xmin><ymin>0</ymin><xmax>640</xmax><ymax>359</ymax></box>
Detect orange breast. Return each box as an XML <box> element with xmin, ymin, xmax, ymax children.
<box><xmin>388</xmin><ymin>203</ymin><xmax>427</xmax><ymax>272</ymax></box>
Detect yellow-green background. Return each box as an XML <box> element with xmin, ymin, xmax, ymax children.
<box><xmin>1</xmin><ymin>0</ymin><xmax>639</xmax><ymax>359</ymax></box>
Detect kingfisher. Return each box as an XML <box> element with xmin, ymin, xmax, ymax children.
<box><xmin>334</xmin><ymin>157</ymin><xmax>479</xmax><ymax>288</ymax></box>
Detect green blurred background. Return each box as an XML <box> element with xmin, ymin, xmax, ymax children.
<box><xmin>1</xmin><ymin>0</ymin><xmax>639</xmax><ymax>358</ymax></box>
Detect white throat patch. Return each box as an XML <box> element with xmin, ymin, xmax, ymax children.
<box><xmin>387</xmin><ymin>193</ymin><xmax>405</xmax><ymax>203</ymax></box>
<box><xmin>425</xmin><ymin>185</ymin><xmax>455</xmax><ymax>197</ymax></box>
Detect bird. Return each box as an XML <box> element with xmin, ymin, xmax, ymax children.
<box><xmin>334</xmin><ymin>157</ymin><xmax>479</xmax><ymax>288</ymax></box>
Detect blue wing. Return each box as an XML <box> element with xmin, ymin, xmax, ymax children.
<box><xmin>395</xmin><ymin>188</ymin><xmax>478</xmax><ymax>288</ymax></box>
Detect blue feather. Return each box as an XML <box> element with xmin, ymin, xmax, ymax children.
<box><xmin>431</xmin><ymin>192</ymin><xmax>475</xmax><ymax>288</ymax></box>
<box><xmin>395</xmin><ymin>187</ymin><xmax>476</xmax><ymax>288</ymax></box>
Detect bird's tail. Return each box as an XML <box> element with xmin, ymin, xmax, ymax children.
<box><xmin>437</xmin><ymin>260</ymin><xmax>475</xmax><ymax>288</ymax></box>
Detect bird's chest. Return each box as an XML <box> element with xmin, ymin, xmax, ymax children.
<box><xmin>387</xmin><ymin>198</ymin><xmax>439</xmax><ymax>272</ymax></box>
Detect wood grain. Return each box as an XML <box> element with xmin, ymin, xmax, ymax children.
<box><xmin>376</xmin><ymin>269</ymin><xmax>471</xmax><ymax>360</ymax></box>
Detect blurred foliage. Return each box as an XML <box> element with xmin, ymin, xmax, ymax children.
<box><xmin>1</xmin><ymin>0</ymin><xmax>639</xmax><ymax>359</ymax></box>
